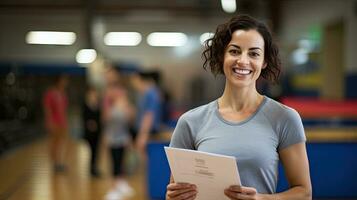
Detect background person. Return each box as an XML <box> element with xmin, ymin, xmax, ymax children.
<box><xmin>131</xmin><ymin>71</ymin><xmax>162</xmax><ymax>159</ymax></box>
<box><xmin>102</xmin><ymin>67</ymin><xmax>135</xmax><ymax>200</ymax></box>
<box><xmin>43</xmin><ymin>74</ymin><xmax>69</xmax><ymax>173</ymax></box>
<box><xmin>82</xmin><ymin>86</ymin><xmax>102</xmax><ymax>177</ymax></box>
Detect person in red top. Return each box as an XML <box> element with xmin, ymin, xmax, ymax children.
<box><xmin>43</xmin><ymin>74</ymin><xmax>69</xmax><ymax>172</ymax></box>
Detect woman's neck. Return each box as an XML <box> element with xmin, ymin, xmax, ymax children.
<box><xmin>219</xmin><ymin>83</ymin><xmax>263</xmax><ymax>113</ymax></box>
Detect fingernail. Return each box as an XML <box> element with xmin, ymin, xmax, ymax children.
<box><xmin>183</xmin><ymin>183</ymin><xmax>191</xmax><ymax>187</ymax></box>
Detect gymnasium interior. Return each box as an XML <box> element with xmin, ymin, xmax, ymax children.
<box><xmin>0</xmin><ymin>0</ymin><xmax>356</xmax><ymax>199</ymax></box>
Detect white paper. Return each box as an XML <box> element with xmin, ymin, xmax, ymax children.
<box><xmin>164</xmin><ymin>146</ymin><xmax>241</xmax><ymax>200</ymax></box>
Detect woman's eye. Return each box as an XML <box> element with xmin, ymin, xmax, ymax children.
<box><xmin>229</xmin><ymin>49</ymin><xmax>239</xmax><ymax>54</ymax></box>
<box><xmin>250</xmin><ymin>52</ymin><xmax>260</xmax><ymax>57</ymax></box>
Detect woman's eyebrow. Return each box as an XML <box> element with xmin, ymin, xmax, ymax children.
<box><xmin>227</xmin><ymin>44</ymin><xmax>240</xmax><ymax>48</ymax></box>
<box><xmin>249</xmin><ymin>47</ymin><xmax>263</xmax><ymax>51</ymax></box>
<box><xmin>228</xmin><ymin>44</ymin><xmax>262</xmax><ymax>51</ymax></box>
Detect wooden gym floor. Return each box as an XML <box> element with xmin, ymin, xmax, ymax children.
<box><xmin>0</xmin><ymin>127</ymin><xmax>357</xmax><ymax>200</ymax></box>
<box><xmin>0</xmin><ymin>137</ymin><xmax>147</xmax><ymax>200</ymax></box>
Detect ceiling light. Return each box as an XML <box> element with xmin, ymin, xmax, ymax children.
<box><xmin>200</xmin><ymin>32</ymin><xmax>215</xmax><ymax>45</ymax></box>
<box><xmin>26</xmin><ymin>31</ymin><xmax>76</xmax><ymax>45</ymax></box>
<box><xmin>76</xmin><ymin>49</ymin><xmax>97</xmax><ymax>64</ymax></box>
<box><xmin>104</xmin><ymin>32</ymin><xmax>142</xmax><ymax>46</ymax></box>
<box><xmin>147</xmin><ymin>32</ymin><xmax>188</xmax><ymax>47</ymax></box>
<box><xmin>221</xmin><ymin>0</ymin><xmax>236</xmax><ymax>13</ymax></box>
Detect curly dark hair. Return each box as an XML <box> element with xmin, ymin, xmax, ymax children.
<box><xmin>202</xmin><ymin>14</ymin><xmax>281</xmax><ymax>83</ymax></box>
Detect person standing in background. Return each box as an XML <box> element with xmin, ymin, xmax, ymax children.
<box><xmin>131</xmin><ymin>71</ymin><xmax>162</xmax><ymax>159</ymax></box>
<box><xmin>82</xmin><ymin>86</ymin><xmax>102</xmax><ymax>177</ymax></box>
<box><xmin>43</xmin><ymin>74</ymin><xmax>69</xmax><ymax>173</ymax></box>
<box><xmin>102</xmin><ymin>67</ymin><xmax>135</xmax><ymax>200</ymax></box>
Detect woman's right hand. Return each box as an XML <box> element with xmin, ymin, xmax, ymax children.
<box><xmin>166</xmin><ymin>182</ymin><xmax>198</xmax><ymax>200</ymax></box>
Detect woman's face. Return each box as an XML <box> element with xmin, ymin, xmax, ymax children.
<box><xmin>58</xmin><ymin>76</ymin><xmax>69</xmax><ymax>89</ymax></box>
<box><xmin>87</xmin><ymin>89</ymin><xmax>98</xmax><ymax>102</ymax></box>
<box><xmin>223</xmin><ymin>29</ymin><xmax>266</xmax><ymax>88</ymax></box>
<box><xmin>105</xmin><ymin>69</ymin><xmax>120</xmax><ymax>86</ymax></box>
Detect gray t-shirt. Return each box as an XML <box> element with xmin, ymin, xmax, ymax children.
<box><xmin>105</xmin><ymin>106</ymin><xmax>130</xmax><ymax>147</ymax></box>
<box><xmin>169</xmin><ymin>96</ymin><xmax>306</xmax><ymax>194</ymax></box>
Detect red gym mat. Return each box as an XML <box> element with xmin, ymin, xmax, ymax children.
<box><xmin>281</xmin><ymin>97</ymin><xmax>357</xmax><ymax>118</ymax></box>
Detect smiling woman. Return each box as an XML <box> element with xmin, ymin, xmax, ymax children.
<box><xmin>223</xmin><ymin>29</ymin><xmax>266</xmax><ymax>88</ymax></box>
<box><xmin>202</xmin><ymin>15</ymin><xmax>280</xmax><ymax>83</ymax></box>
<box><xmin>166</xmin><ymin>14</ymin><xmax>312</xmax><ymax>200</ymax></box>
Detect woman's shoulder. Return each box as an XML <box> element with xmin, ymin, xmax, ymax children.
<box><xmin>262</xmin><ymin>96</ymin><xmax>301</xmax><ymax>120</ymax></box>
<box><xmin>179</xmin><ymin>100</ymin><xmax>217</xmax><ymax>122</ymax></box>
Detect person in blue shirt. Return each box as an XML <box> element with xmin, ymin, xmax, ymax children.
<box><xmin>131</xmin><ymin>71</ymin><xmax>162</xmax><ymax>158</ymax></box>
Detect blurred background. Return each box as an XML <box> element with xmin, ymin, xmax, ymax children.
<box><xmin>0</xmin><ymin>0</ymin><xmax>357</xmax><ymax>200</ymax></box>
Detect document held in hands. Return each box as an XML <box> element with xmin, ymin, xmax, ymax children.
<box><xmin>164</xmin><ymin>146</ymin><xmax>241</xmax><ymax>200</ymax></box>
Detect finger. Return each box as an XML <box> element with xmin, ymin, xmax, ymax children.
<box><xmin>186</xmin><ymin>194</ymin><xmax>198</xmax><ymax>200</ymax></box>
<box><xmin>225</xmin><ymin>189</ymin><xmax>257</xmax><ymax>200</ymax></box>
<box><xmin>228</xmin><ymin>185</ymin><xmax>242</xmax><ymax>193</ymax></box>
<box><xmin>170</xmin><ymin>190</ymin><xmax>197</xmax><ymax>200</ymax></box>
<box><xmin>235</xmin><ymin>193</ymin><xmax>255</xmax><ymax>200</ymax></box>
<box><xmin>167</xmin><ymin>183</ymin><xmax>195</xmax><ymax>190</ymax></box>
<box><xmin>167</xmin><ymin>187</ymin><xmax>197</xmax><ymax>198</ymax></box>
<box><xmin>238</xmin><ymin>186</ymin><xmax>257</xmax><ymax>195</ymax></box>
<box><xmin>229</xmin><ymin>186</ymin><xmax>256</xmax><ymax>195</ymax></box>
<box><xmin>224</xmin><ymin>189</ymin><xmax>239</xmax><ymax>200</ymax></box>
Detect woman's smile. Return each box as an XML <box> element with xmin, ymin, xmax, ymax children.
<box><xmin>232</xmin><ymin>67</ymin><xmax>253</xmax><ymax>76</ymax></box>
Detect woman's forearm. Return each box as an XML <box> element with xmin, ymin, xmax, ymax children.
<box><xmin>260</xmin><ymin>186</ymin><xmax>312</xmax><ymax>200</ymax></box>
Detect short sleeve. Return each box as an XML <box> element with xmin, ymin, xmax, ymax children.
<box><xmin>144</xmin><ymin>91</ymin><xmax>159</xmax><ymax>112</ymax></box>
<box><xmin>169</xmin><ymin>114</ymin><xmax>195</xmax><ymax>150</ymax></box>
<box><xmin>278</xmin><ymin>108</ymin><xmax>306</xmax><ymax>151</ymax></box>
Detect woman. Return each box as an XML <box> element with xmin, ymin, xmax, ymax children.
<box><xmin>82</xmin><ymin>86</ymin><xmax>101</xmax><ymax>177</ymax></box>
<box><xmin>43</xmin><ymin>74</ymin><xmax>69</xmax><ymax>172</ymax></box>
<box><xmin>103</xmin><ymin>67</ymin><xmax>135</xmax><ymax>200</ymax></box>
<box><xmin>166</xmin><ymin>15</ymin><xmax>312</xmax><ymax>200</ymax></box>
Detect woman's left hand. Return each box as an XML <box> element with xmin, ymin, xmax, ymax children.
<box><xmin>224</xmin><ymin>185</ymin><xmax>261</xmax><ymax>200</ymax></box>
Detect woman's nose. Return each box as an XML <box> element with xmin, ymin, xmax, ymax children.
<box><xmin>237</xmin><ymin>54</ymin><xmax>249</xmax><ymax>66</ymax></box>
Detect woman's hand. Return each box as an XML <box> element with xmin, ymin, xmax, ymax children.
<box><xmin>224</xmin><ymin>185</ymin><xmax>261</xmax><ymax>200</ymax></box>
<box><xmin>166</xmin><ymin>182</ymin><xmax>198</xmax><ymax>200</ymax></box>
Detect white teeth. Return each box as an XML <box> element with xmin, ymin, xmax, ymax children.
<box><xmin>233</xmin><ymin>68</ymin><xmax>251</xmax><ymax>75</ymax></box>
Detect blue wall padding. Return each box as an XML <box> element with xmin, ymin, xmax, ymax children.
<box><xmin>0</xmin><ymin>63</ymin><xmax>85</xmax><ymax>75</ymax></box>
<box><xmin>148</xmin><ymin>142</ymin><xmax>357</xmax><ymax>200</ymax></box>
<box><xmin>147</xmin><ymin>142</ymin><xmax>171</xmax><ymax>200</ymax></box>
<box><xmin>346</xmin><ymin>74</ymin><xmax>357</xmax><ymax>98</ymax></box>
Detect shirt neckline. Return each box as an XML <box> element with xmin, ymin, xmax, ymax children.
<box><xmin>214</xmin><ymin>95</ymin><xmax>268</xmax><ymax>126</ymax></box>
